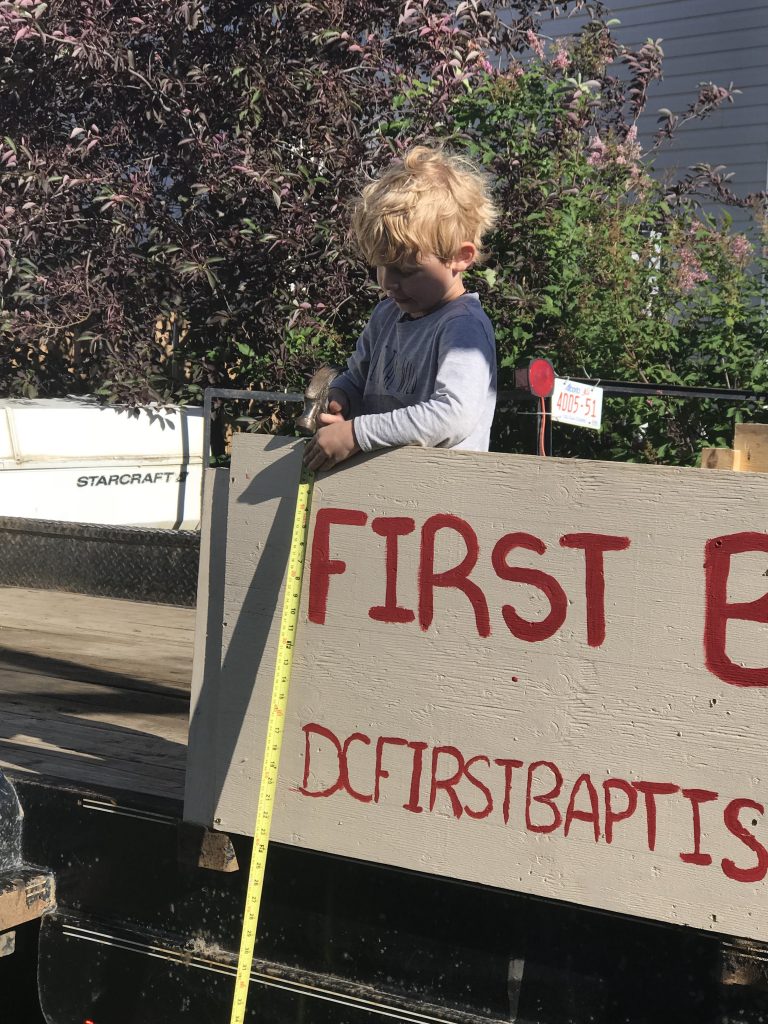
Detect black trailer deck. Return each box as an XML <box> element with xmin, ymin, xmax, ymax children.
<box><xmin>0</xmin><ymin>586</ymin><xmax>767</xmax><ymax>1024</ymax></box>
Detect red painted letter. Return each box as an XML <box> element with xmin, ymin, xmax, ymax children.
<box><xmin>492</xmin><ymin>533</ymin><xmax>567</xmax><ymax>642</ymax></box>
<box><xmin>419</xmin><ymin>515</ymin><xmax>490</xmax><ymax>638</ymax></box>
<box><xmin>632</xmin><ymin>781</ymin><xmax>679</xmax><ymax>852</ymax></box>
<box><xmin>403</xmin><ymin>741</ymin><xmax>428</xmax><ymax>814</ymax></box>
<box><xmin>340</xmin><ymin>733</ymin><xmax>373</xmax><ymax>804</ymax></box>
<box><xmin>722</xmin><ymin>799</ymin><xmax>768</xmax><ymax>883</ymax></box>
<box><xmin>679</xmin><ymin>788</ymin><xmax>718</xmax><ymax>867</ymax></box>
<box><xmin>525</xmin><ymin>761</ymin><xmax>563</xmax><ymax>833</ymax></box>
<box><xmin>560</xmin><ymin>533</ymin><xmax>631</xmax><ymax>647</ymax></box>
<box><xmin>429</xmin><ymin>746</ymin><xmax>466</xmax><ymax>819</ymax></box>
<box><xmin>369</xmin><ymin>516</ymin><xmax>416</xmax><ymax>623</ymax></box>
<box><xmin>299</xmin><ymin>723</ymin><xmax>345</xmax><ymax>798</ymax></box>
<box><xmin>495</xmin><ymin>758</ymin><xmax>524</xmax><ymax>825</ymax></box>
<box><xmin>308</xmin><ymin>508</ymin><xmax>368</xmax><ymax>625</ymax></box>
<box><xmin>564</xmin><ymin>772</ymin><xmax>601</xmax><ymax>841</ymax></box>
<box><xmin>704</xmin><ymin>533</ymin><xmax>768</xmax><ymax>686</ymax></box>
<box><xmin>603</xmin><ymin>778</ymin><xmax>638</xmax><ymax>844</ymax></box>
<box><xmin>463</xmin><ymin>755</ymin><xmax>494</xmax><ymax>820</ymax></box>
<box><xmin>374</xmin><ymin>736</ymin><xmax>409</xmax><ymax>802</ymax></box>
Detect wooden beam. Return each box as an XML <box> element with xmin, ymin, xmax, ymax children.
<box><xmin>700</xmin><ymin>448</ymin><xmax>736</xmax><ymax>470</ymax></box>
<box><xmin>734</xmin><ymin>423</ymin><xmax>768</xmax><ymax>473</ymax></box>
<box><xmin>0</xmin><ymin>869</ymin><xmax>55</xmax><ymax>932</ymax></box>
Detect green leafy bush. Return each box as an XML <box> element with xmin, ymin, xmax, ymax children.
<box><xmin>441</xmin><ymin>51</ymin><xmax>768</xmax><ymax>462</ymax></box>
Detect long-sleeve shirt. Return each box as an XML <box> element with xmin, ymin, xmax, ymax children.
<box><xmin>332</xmin><ymin>293</ymin><xmax>496</xmax><ymax>453</ymax></box>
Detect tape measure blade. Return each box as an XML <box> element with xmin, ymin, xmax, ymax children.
<box><xmin>228</xmin><ymin>454</ymin><xmax>314</xmax><ymax>1024</ymax></box>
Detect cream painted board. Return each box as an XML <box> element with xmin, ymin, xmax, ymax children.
<box><xmin>185</xmin><ymin>434</ymin><xmax>768</xmax><ymax>940</ymax></box>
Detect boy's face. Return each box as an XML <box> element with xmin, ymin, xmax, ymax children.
<box><xmin>376</xmin><ymin>249</ymin><xmax>474</xmax><ymax>318</ymax></box>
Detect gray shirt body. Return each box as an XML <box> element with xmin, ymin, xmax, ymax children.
<box><xmin>333</xmin><ymin>293</ymin><xmax>496</xmax><ymax>452</ymax></box>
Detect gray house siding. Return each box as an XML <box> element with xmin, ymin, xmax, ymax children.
<box><xmin>549</xmin><ymin>0</ymin><xmax>768</xmax><ymax>215</ymax></box>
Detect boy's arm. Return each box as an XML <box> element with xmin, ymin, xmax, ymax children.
<box><xmin>330</xmin><ymin>319</ymin><xmax>374</xmax><ymax>419</ymax></box>
<box><xmin>302</xmin><ymin>311</ymin><xmax>377</xmax><ymax>472</ymax></box>
<box><xmin>353</xmin><ymin>316</ymin><xmax>495</xmax><ymax>450</ymax></box>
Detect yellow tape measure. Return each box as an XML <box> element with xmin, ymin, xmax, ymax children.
<box><xmin>230</xmin><ymin>457</ymin><xmax>315</xmax><ymax>1024</ymax></box>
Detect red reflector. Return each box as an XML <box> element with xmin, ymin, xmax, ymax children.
<box><xmin>528</xmin><ymin>358</ymin><xmax>555</xmax><ymax>398</ymax></box>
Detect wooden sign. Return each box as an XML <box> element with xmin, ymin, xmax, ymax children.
<box><xmin>185</xmin><ymin>435</ymin><xmax>768</xmax><ymax>940</ymax></box>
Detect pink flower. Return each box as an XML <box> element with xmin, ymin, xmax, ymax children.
<box><xmin>617</xmin><ymin>124</ymin><xmax>642</xmax><ymax>166</ymax></box>
<box><xmin>551</xmin><ymin>44</ymin><xmax>570</xmax><ymax>71</ymax></box>
<box><xmin>677</xmin><ymin>246</ymin><xmax>708</xmax><ymax>292</ymax></box>
<box><xmin>730</xmin><ymin>234</ymin><xmax>753</xmax><ymax>264</ymax></box>
<box><xmin>526</xmin><ymin>29</ymin><xmax>545</xmax><ymax>60</ymax></box>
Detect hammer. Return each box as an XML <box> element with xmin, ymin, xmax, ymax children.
<box><xmin>295</xmin><ymin>365</ymin><xmax>343</xmax><ymax>435</ymax></box>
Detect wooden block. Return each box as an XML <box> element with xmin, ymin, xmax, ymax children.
<box><xmin>700</xmin><ymin>448</ymin><xmax>735</xmax><ymax>470</ymax></box>
<box><xmin>734</xmin><ymin>423</ymin><xmax>768</xmax><ymax>473</ymax></box>
<box><xmin>177</xmin><ymin>822</ymin><xmax>239</xmax><ymax>873</ymax></box>
<box><xmin>0</xmin><ymin>870</ymin><xmax>55</xmax><ymax>931</ymax></box>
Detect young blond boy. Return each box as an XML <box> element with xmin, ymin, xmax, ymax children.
<box><xmin>303</xmin><ymin>146</ymin><xmax>498</xmax><ymax>472</ymax></box>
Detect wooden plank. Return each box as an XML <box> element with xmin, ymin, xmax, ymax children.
<box><xmin>0</xmin><ymin>663</ymin><xmax>186</xmax><ymax>715</ymax></box>
<box><xmin>0</xmin><ymin>588</ymin><xmax>194</xmax><ymax>692</ymax></box>
<box><xmin>734</xmin><ymin>424</ymin><xmax>768</xmax><ymax>473</ymax></box>
<box><xmin>0</xmin><ymin>745</ymin><xmax>185</xmax><ymax>800</ymax></box>
<box><xmin>186</xmin><ymin>435</ymin><xmax>768</xmax><ymax>942</ymax></box>
<box><xmin>0</xmin><ymin>869</ymin><xmax>55</xmax><ymax>931</ymax></box>
<box><xmin>0</xmin><ymin>703</ymin><xmax>186</xmax><ymax>799</ymax></box>
<box><xmin>184</xmin><ymin>468</ymin><xmax>231</xmax><ymax>824</ymax></box>
<box><xmin>0</xmin><ymin>589</ymin><xmax>190</xmax><ymax>799</ymax></box>
<box><xmin>0</xmin><ymin>670</ymin><xmax>188</xmax><ymax>744</ymax></box>
<box><xmin>700</xmin><ymin>448</ymin><xmax>736</xmax><ymax>470</ymax></box>
<box><xmin>0</xmin><ymin>703</ymin><xmax>186</xmax><ymax>770</ymax></box>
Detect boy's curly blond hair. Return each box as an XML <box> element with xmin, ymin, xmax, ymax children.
<box><xmin>351</xmin><ymin>146</ymin><xmax>498</xmax><ymax>268</ymax></box>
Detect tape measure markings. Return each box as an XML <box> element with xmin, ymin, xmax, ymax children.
<box><xmin>230</xmin><ymin>457</ymin><xmax>315</xmax><ymax>1024</ymax></box>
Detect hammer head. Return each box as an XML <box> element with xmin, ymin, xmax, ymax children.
<box><xmin>296</xmin><ymin>365</ymin><xmax>343</xmax><ymax>435</ymax></box>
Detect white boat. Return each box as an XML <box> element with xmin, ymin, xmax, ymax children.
<box><xmin>0</xmin><ymin>397</ymin><xmax>204</xmax><ymax>530</ymax></box>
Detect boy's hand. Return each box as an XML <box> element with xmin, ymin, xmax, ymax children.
<box><xmin>303</xmin><ymin>413</ymin><xmax>360</xmax><ymax>472</ymax></box>
<box><xmin>328</xmin><ymin>389</ymin><xmax>350</xmax><ymax>419</ymax></box>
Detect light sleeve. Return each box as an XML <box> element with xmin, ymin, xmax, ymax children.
<box><xmin>353</xmin><ymin>315</ymin><xmax>495</xmax><ymax>451</ymax></box>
